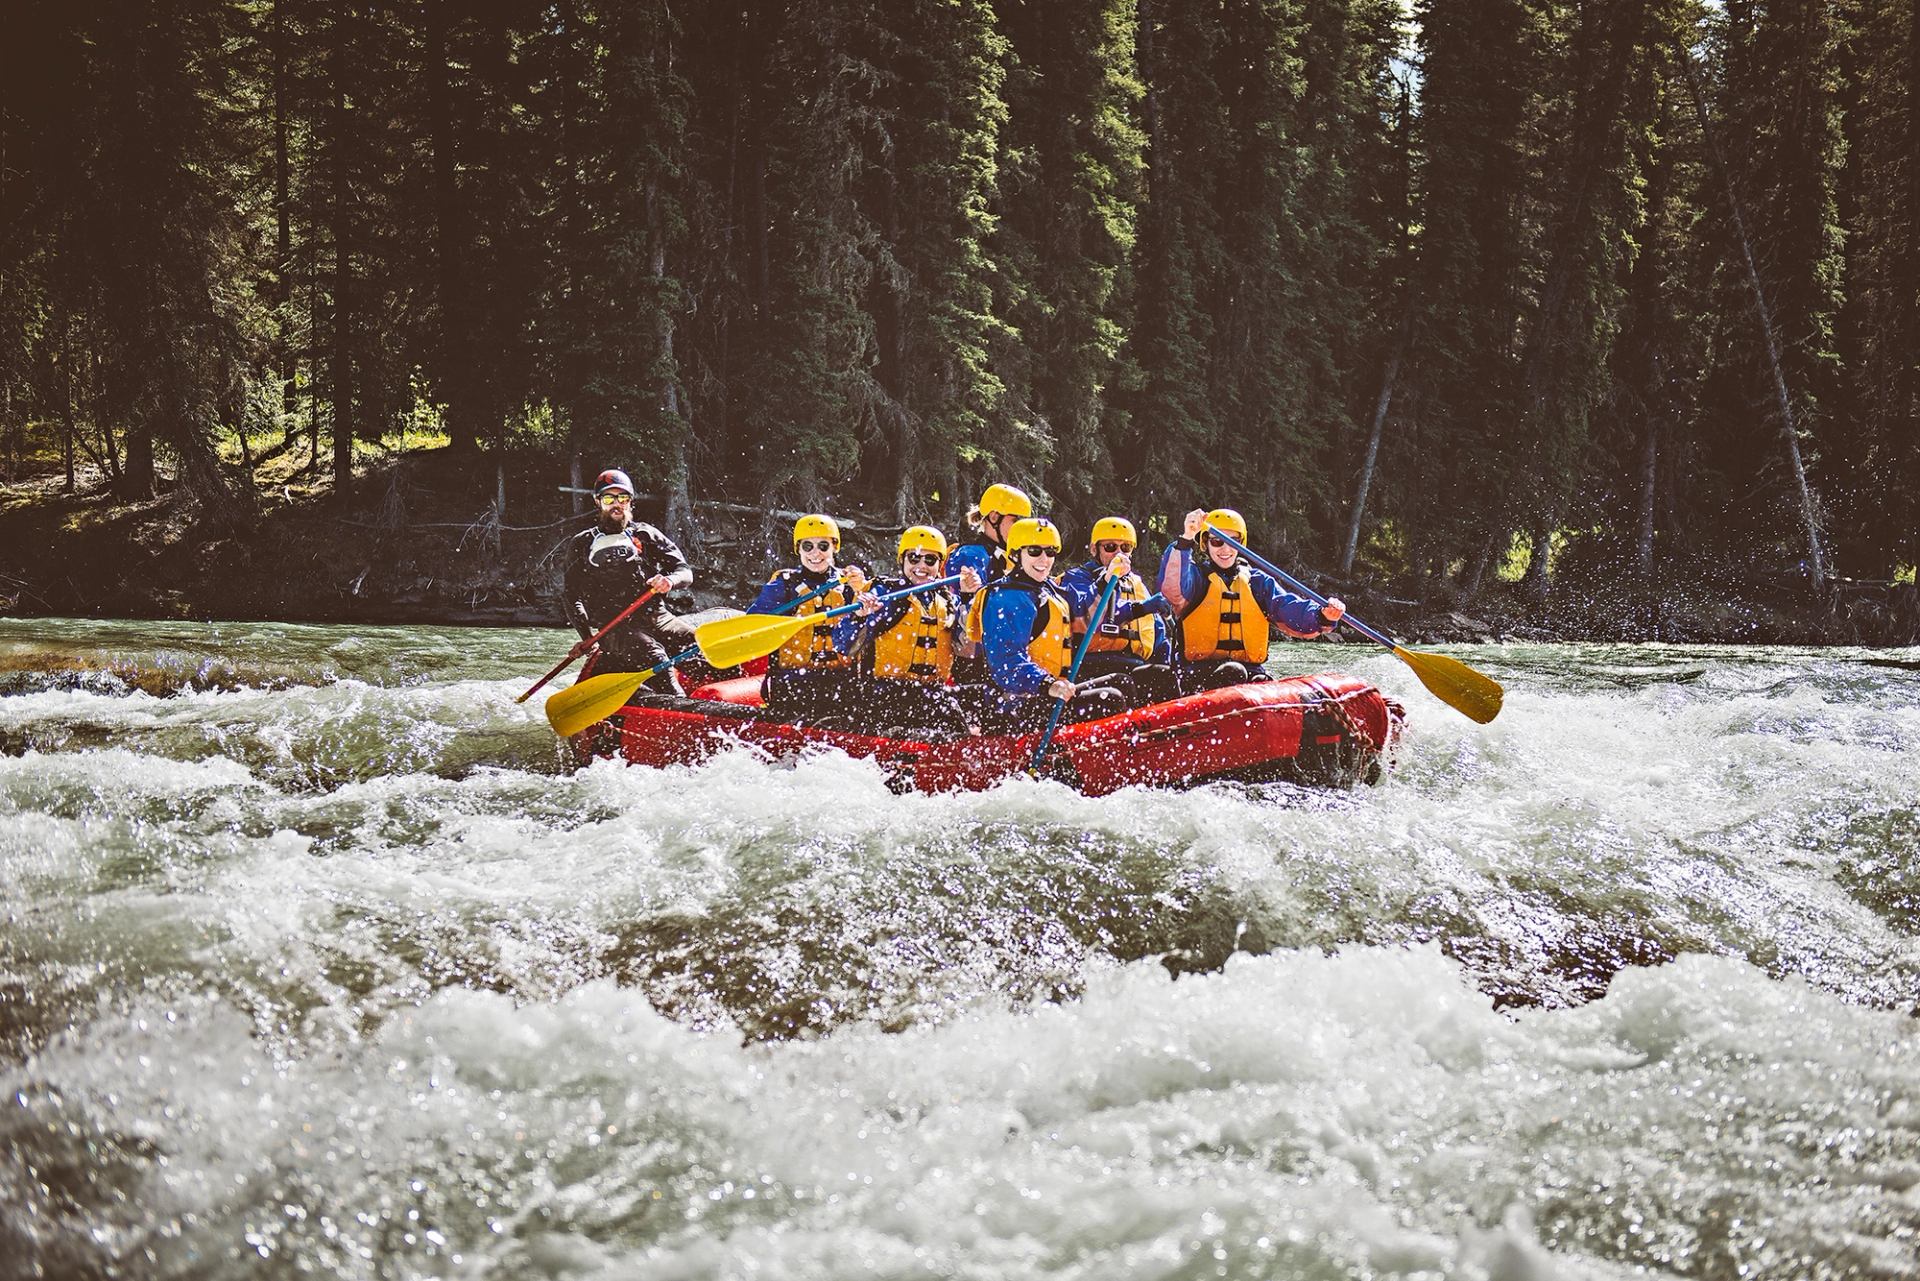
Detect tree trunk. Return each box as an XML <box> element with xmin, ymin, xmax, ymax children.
<box><xmin>1341</xmin><ymin>313</ymin><xmax>1408</xmax><ymax>574</ymax></box>
<box><xmin>330</xmin><ymin>72</ymin><xmax>354</xmax><ymax>499</ymax></box>
<box><xmin>1904</xmin><ymin>0</ymin><xmax>1920</xmax><ymax>566</ymax></box>
<box><xmin>494</xmin><ymin>462</ymin><xmax>506</xmax><ymax>553</ymax></box>
<box><xmin>1637</xmin><ymin>414</ymin><xmax>1658</xmax><ymax>572</ymax></box>
<box><xmin>274</xmin><ymin>0</ymin><xmax>296</xmax><ymax>431</ymax></box>
<box><xmin>426</xmin><ymin>0</ymin><xmax>476</xmax><ymax>453</ymax></box>
<box><xmin>1521</xmin><ymin>517</ymin><xmax>1553</xmax><ymax>599</ymax></box>
<box><xmin>653</xmin><ymin>224</ymin><xmax>698</xmax><ymax>550</ymax></box>
<box><xmin>555</xmin><ymin>0</ymin><xmax>582</xmax><ymax>465</ymax></box>
<box><xmin>1674</xmin><ymin>34</ymin><xmax>1827</xmax><ymax>592</ymax></box>
<box><xmin>307</xmin><ymin>268</ymin><xmax>322</xmax><ymax>473</ymax></box>
<box><xmin>60</xmin><ymin>327</ymin><xmax>76</xmax><ymax>493</ymax></box>
<box><xmin>122</xmin><ymin>417</ymin><xmax>154</xmax><ymax>499</ymax></box>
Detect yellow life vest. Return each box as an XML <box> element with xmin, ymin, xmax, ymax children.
<box><xmin>1074</xmin><ymin>570</ymin><xmax>1158</xmax><ymax>660</ymax></box>
<box><xmin>769</xmin><ymin>571</ymin><xmax>856</xmax><ymax>671</ymax></box>
<box><xmin>1181</xmin><ymin>563</ymin><xmax>1270</xmax><ymax>664</ymax></box>
<box><xmin>869</xmin><ymin>586</ymin><xmax>955</xmax><ymax>684</ymax></box>
<box><xmin>966</xmin><ymin>578</ymin><xmax>1072</xmax><ymax>681</ymax></box>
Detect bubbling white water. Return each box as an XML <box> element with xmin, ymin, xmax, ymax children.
<box><xmin>4</xmin><ymin>947</ymin><xmax>1914</xmax><ymax>1279</ymax></box>
<box><xmin>2</xmin><ymin>621</ymin><xmax>1918</xmax><ymax>1278</ymax></box>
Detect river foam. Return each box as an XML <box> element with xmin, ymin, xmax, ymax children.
<box><xmin>2</xmin><ymin>621</ymin><xmax>1917</xmax><ymax>1277</ymax></box>
<box><xmin>5</xmin><ymin>946</ymin><xmax>1914</xmax><ymax>1279</ymax></box>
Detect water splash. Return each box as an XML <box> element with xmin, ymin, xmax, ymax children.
<box><xmin>3</xmin><ymin>619</ymin><xmax>1918</xmax><ymax>1277</ymax></box>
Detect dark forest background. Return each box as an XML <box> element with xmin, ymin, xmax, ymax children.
<box><xmin>1</xmin><ymin>0</ymin><xmax>1915</xmax><ymax>611</ymax></box>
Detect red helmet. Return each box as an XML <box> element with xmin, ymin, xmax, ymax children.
<box><xmin>593</xmin><ymin>469</ymin><xmax>634</xmax><ymax>498</ymax></box>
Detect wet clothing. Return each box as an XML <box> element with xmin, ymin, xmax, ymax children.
<box><xmin>946</xmin><ymin>535</ymin><xmax>1008</xmax><ymax>687</ymax></box>
<box><xmin>1156</xmin><ymin>536</ymin><xmax>1334</xmax><ymax>695</ymax></box>
<box><xmin>947</xmin><ymin>535</ymin><xmax>1010</xmax><ymax>595</ymax></box>
<box><xmin>1060</xmin><ymin>560</ymin><xmax>1172</xmax><ymax>665</ymax></box>
<box><xmin>749</xmin><ymin>568</ymin><xmax>859</xmax><ymax>673</ymax></box>
<box><xmin>845</xmin><ymin>677</ymin><xmax>973</xmax><ymax>740</ymax></box>
<box><xmin>749</xmin><ymin>567</ymin><xmax>861</xmax><ymax>718</ymax></box>
<box><xmin>825</xmin><ymin>575</ymin><xmax>973</xmax><ymax>738</ymax></box>
<box><xmin>832</xmin><ymin>576</ymin><xmax>961</xmax><ymax>685</ymax></box>
<box><xmin>1159</xmin><ymin>538</ymin><xmax>1331</xmax><ymax>657</ymax></box>
<box><xmin>965</xmin><ymin>572</ymin><xmax>1120</xmax><ymax>735</ymax></box>
<box><xmin>563</xmin><ymin>520</ymin><xmax>695</xmax><ymax>692</ymax></box>
<box><xmin>763</xmin><ymin>665</ymin><xmax>859</xmax><ymax>721</ymax></box>
<box><xmin>972</xmin><ymin>574</ymin><xmax>1073</xmax><ymax>696</ymax></box>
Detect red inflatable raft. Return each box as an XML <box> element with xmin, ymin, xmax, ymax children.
<box><xmin>571</xmin><ymin>672</ymin><xmax>1402</xmax><ymax>795</ymax></box>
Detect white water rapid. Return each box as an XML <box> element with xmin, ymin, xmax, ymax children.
<box><xmin>2</xmin><ymin>620</ymin><xmax>1916</xmax><ymax>1279</ymax></box>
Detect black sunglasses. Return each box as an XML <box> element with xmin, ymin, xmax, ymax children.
<box><xmin>1020</xmin><ymin>546</ymin><xmax>1058</xmax><ymax>558</ymax></box>
<box><xmin>1096</xmin><ymin>540</ymin><xmax>1132</xmax><ymax>555</ymax></box>
<box><xmin>903</xmin><ymin>551</ymin><xmax>942</xmax><ymax>566</ymax></box>
<box><xmin>797</xmin><ymin>539</ymin><xmax>836</xmax><ymax>554</ymax></box>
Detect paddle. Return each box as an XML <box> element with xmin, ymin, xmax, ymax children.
<box><xmin>1029</xmin><ymin>570</ymin><xmax>1122</xmax><ymax>775</ymax></box>
<box><xmin>515</xmin><ymin>586</ymin><xmax>662</xmax><ymax>704</ymax></box>
<box><xmin>692</xmin><ymin>575</ymin><xmax>962</xmax><ymax>670</ymax></box>
<box><xmin>543</xmin><ymin>578</ymin><xmax>842</xmax><ymax>738</ymax></box>
<box><xmin>1202</xmin><ymin>523</ymin><xmax>1504</xmax><ymax>724</ymax></box>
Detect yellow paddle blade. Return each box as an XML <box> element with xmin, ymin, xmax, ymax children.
<box><xmin>1392</xmin><ymin>645</ymin><xmax>1504</xmax><ymax>724</ymax></box>
<box><xmin>544</xmin><ymin>666</ymin><xmax>658</xmax><ymax>738</ymax></box>
<box><xmin>693</xmin><ymin>610</ymin><xmax>824</xmax><ymax>669</ymax></box>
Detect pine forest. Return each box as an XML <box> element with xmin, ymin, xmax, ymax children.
<box><xmin>2</xmin><ymin>0</ymin><xmax>1915</xmax><ymax>621</ymax></box>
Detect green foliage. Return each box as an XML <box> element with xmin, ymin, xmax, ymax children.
<box><xmin>1</xmin><ymin>0</ymin><xmax>1912</xmax><ymax>595</ymax></box>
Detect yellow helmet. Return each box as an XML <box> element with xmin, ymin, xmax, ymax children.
<box><xmin>1005</xmin><ymin>517</ymin><xmax>1063</xmax><ymax>556</ymax></box>
<box><xmin>793</xmin><ymin>513</ymin><xmax>841</xmax><ymax>550</ymax></box>
<box><xmin>897</xmin><ymin>525</ymin><xmax>948</xmax><ymax>559</ymax></box>
<box><xmin>1204</xmin><ymin>508</ymin><xmax>1248</xmax><ymax>545</ymax></box>
<box><xmin>977</xmin><ymin>483</ymin><xmax>1034</xmax><ymax>520</ymax></box>
<box><xmin>1089</xmin><ymin>516</ymin><xmax>1137</xmax><ymax>550</ymax></box>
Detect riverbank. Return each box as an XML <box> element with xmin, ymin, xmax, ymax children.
<box><xmin>3</xmin><ymin>449</ymin><xmax>1915</xmax><ymax>646</ymax></box>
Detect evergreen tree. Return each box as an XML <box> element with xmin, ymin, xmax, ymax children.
<box><xmin>1685</xmin><ymin>0</ymin><xmax>1844</xmax><ymax>582</ymax></box>
<box><xmin>743</xmin><ymin>0</ymin><xmax>893</xmax><ymax>508</ymax></box>
<box><xmin>1118</xmin><ymin>0</ymin><xmax>1231</xmax><ymax>514</ymax></box>
<box><xmin>1386</xmin><ymin>0</ymin><xmax>1550</xmax><ymax>583</ymax></box>
<box><xmin>1834</xmin><ymin>0</ymin><xmax>1918</xmax><ymax>573</ymax></box>
<box><xmin>863</xmin><ymin>0</ymin><xmax>1011</xmax><ymax>522</ymax></box>
<box><xmin>989</xmin><ymin>0</ymin><xmax>1144</xmax><ymax>530</ymax></box>
<box><xmin>57</xmin><ymin>0</ymin><xmax>255</xmax><ymax>518</ymax></box>
<box><xmin>542</xmin><ymin>0</ymin><xmax>699</xmax><ymax>525</ymax></box>
<box><xmin>1512</xmin><ymin>0</ymin><xmax>1660</xmax><ymax>596</ymax></box>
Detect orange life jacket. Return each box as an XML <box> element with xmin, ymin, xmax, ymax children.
<box><xmin>1180</xmin><ymin>562</ymin><xmax>1270</xmax><ymax>663</ymax></box>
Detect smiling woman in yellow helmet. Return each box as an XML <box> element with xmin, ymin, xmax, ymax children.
<box><xmin>1157</xmin><ymin>506</ymin><xmax>1346</xmax><ymax>692</ymax></box>
<box><xmin>947</xmin><ymin>483</ymin><xmax>1034</xmax><ymax>686</ymax></box>
<box><xmin>1058</xmin><ymin>515</ymin><xmax>1178</xmax><ymax>704</ymax></box>
<box><xmin>950</xmin><ymin>483</ymin><xmax>1032</xmax><ymax>592</ymax></box>
<box><xmin>829</xmin><ymin>525</ymin><xmax>983</xmax><ymax>737</ymax></box>
<box><xmin>968</xmin><ymin>516</ymin><xmax>1126</xmax><ymax>734</ymax></box>
<box><xmin>746</xmin><ymin>512</ymin><xmax>870</xmax><ymax>720</ymax></box>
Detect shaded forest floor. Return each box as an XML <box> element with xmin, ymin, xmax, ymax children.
<box><xmin>3</xmin><ymin>446</ymin><xmax>1915</xmax><ymax>648</ymax></box>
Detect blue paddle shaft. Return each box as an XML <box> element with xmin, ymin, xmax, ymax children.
<box><xmin>815</xmin><ymin>574</ymin><xmax>962</xmax><ymax>622</ymax></box>
<box><xmin>1029</xmin><ymin>570</ymin><xmax>1122</xmax><ymax>772</ymax></box>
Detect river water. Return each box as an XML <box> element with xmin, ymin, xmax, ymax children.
<box><xmin>1</xmin><ymin>618</ymin><xmax>1916</xmax><ymax>1280</ymax></box>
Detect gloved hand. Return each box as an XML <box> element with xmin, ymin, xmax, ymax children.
<box><xmin>1142</xmin><ymin>593</ymin><xmax>1172</xmax><ymax>617</ymax></box>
